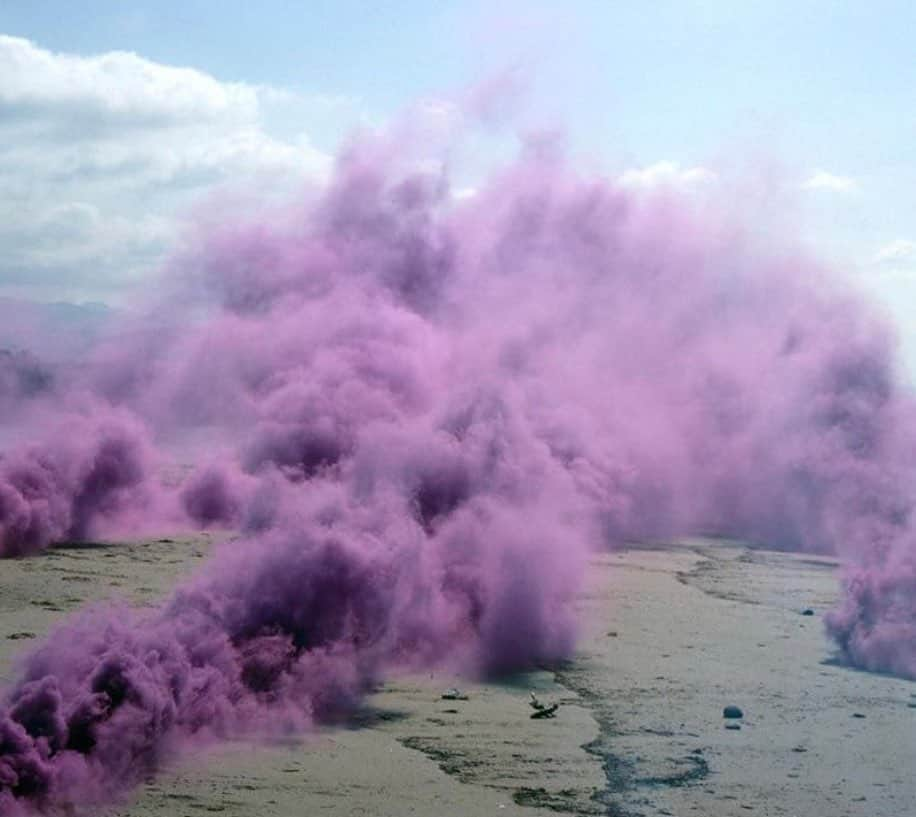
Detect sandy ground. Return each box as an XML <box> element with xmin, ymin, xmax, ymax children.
<box><xmin>2</xmin><ymin>537</ymin><xmax>915</xmax><ymax>817</ymax></box>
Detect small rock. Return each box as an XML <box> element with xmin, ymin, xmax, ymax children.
<box><xmin>607</xmin><ymin>631</ymin><xmax>618</xmax><ymax>637</ymax></box>
<box><xmin>852</xmin><ymin>712</ymin><xmax>866</xmax><ymax>719</ymax></box>
<box><xmin>7</xmin><ymin>632</ymin><xmax>35</xmax><ymax>640</ymax></box>
<box><xmin>801</xmin><ymin>608</ymin><xmax>815</xmax><ymax>616</ymax></box>
<box><xmin>441</xmin><ymin>688</ymin><xmax>469</xmax><ymax>701</ymax></box>
<box><xmin>725</xmin><ymin>723</ymin><xmax>742</xmax><ymax>730</ymax></box>
<box><xmin>723</xmin><ymin>705</ymin><xmax>744</xmax><ymax>719</ymax></box>
<box><xmin>792</xmin><ymin>745</ymin><xmax>808</xmax><ymax>753</ymax></box>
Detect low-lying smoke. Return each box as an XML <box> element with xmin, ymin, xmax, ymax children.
<box><xmin>1</xmin><ymin>126</ymin><xmax>914</xmax><ymax>812</ymax></box>
<box><xmin>0</xmin><ymin>409</ymin><xmax>154</xmax><ymax>558</ymax></box>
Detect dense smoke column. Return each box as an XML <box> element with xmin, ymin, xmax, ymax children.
<box><xmin>0</xmin><ymin>411</ymin><xmax>154</xmax><ymax>557</ymax></box>
<box><xmin>0</xmin><ymin>426</ymin><xmax>582</xmax><ymax>813</ymax></box>
<box><xmin>2</xmin><ymin>134</ymin><xmax>916</xmax><ymax>811</ymax></box>
<box><xmin>0</xmin><ymin>526</ymin><xmax>387</xmax><ymax>813</ymax></box>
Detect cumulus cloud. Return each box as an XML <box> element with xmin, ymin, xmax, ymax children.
<box><xmin>872</xmin><ymin>239</ymin><xmax>916</xmax><ymax>266</ymax></box>
<box><xmin>617</xmin><ymin>161</ymin><xmax>716</xmax><ymax>189</ymax></box>
<box><xmin>0</xmin><ymin>35</ymin><xmax>334</xmax><ymax>303</ymax></box>
<box><xmin>0</xmin><ymin>34</ymin><xmax>262</xmax><ymax>124</ymax></box>
<box><xmin>452</xmin><ymin>186</ymin><xmax>479</xmax><ymax>201</ymax></box>
<box><xmin>801</xmin><ymin>170</ymin><xmax>857</xmax><ymax>193</ymax></box>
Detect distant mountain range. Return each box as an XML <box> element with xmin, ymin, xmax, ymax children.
<box><xmin>0</xmin><ymin>297</ymin><xmax>115</xmax><ymax>362</ymax></box>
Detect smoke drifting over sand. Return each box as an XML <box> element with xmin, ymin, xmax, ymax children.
<box><xmin>1</xmin><ymin>123</ymin><xmax>915</xmax><ymax>812</ymax></box>
<box><xmin>0</xmin><ymin>410</ymin><xmax>153</xmax><ymax>558</ymax></box>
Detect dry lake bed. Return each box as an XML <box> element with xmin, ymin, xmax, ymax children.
<box><xmin>2</xmin><ymin>537</ymin><xmax>914</xmax><ymax>816</ymax></box>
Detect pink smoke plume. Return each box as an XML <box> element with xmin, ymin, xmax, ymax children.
<box><xmin>1</xmin><ymin>125</ymin><xmax>915</xmax><ymax>812</ymax></box>
<box><xmin>0</xmin><ymin>407</ymin><xmax>156</xmax><ymax>557</ymax></box>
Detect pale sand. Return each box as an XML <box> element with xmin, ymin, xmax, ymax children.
<box><xmin>2</xmin><ymin>537</ymin><xmax>914</xmax><ymax>816</ymax></box>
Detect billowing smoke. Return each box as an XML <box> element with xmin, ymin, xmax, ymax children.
<box><xmin>0</xmin><ymin>408</ymin><xmax>154</xmax><ymax>557</ymax></box>
<box><xmin>1</xmin><ymin>125</ymin><xmax>915</xmax><ymax>812</ymax></box>
<box><xmin>1</xmin><ymin>489</ymin><xmax>578</xmax><ymax>813</ymax></box>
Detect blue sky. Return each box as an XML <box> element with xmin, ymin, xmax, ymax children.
<box><xmin>0</xmin><ymin>1</ymin><xmax>914</xmax><ymax>363</ymax></box>
<box><xmin>3</xmin><ymin>1</ymin><xmax>913</xmax><ymax>164</ymax></box>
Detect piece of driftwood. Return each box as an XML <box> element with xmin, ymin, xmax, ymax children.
<box><xmin>529</xmin><ymin>692</ymin><xmax>559</xmax><ymax>719</ymax></box>
<box><xmin>531</xmin><ymin>703</ymin><xmax>559</xmax><ymax>719</ymax></box>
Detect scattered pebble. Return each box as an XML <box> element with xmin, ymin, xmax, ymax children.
<box><xmin>852</xmin><ymin>712</ymin><xmax>866</xmax><ymax>719</ymax></box>
<box><xmin>441</xmin><ymin>688</ymin><xmax>469</xmax><ymax>701</ymax></box>
<box><xmin>6</xmin><ymin>632</ymin><xmax>35</xmax><ymax>640</ymax></box>
<box><xmin>725</xmin><ymin>723</ymin><xmax>742</xmax><ymax>730</ymax></box>
<box><xmin>801</xmin><ymin>608</ymin><xmax>815</xmax><ymax>616</ymax></box>
<box><xmin>723</xmin><ymin>705</ymin><xmax>744</xmax><ymax>719</ymax></box>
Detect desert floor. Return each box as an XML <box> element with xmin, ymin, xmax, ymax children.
<box><xmin>2</xmin><ymin>537</ymin><xmax>914</xmax><ymax>817</ymax></box>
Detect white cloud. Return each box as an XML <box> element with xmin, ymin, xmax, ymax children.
<box><xmin>0</xmin><ymin>34</ymin><xmax>260</xmax><ymax>125</ymax></box>
<box><xmin>801</xmin><ymin>170</ymin><xmax>857</xmax><ymax>193</ymax></box>
<box><xmin>617</xmin><ymin>161</ymin><xmax>716</xmax><ymax>190</ymax></box>
<box><xmin>0</xmin><ymin>36</ymin><xmax>336</xmax><ymax>303</ymax></box>
<box><xmin>452</xmin><ymin>186</ymin><xmax>479</xmax><ymax>201</ymax></box>
<box><xmin>872</xmin><ymin>239</ymin><xmax>916</xmax><ymax>266</ymax></box>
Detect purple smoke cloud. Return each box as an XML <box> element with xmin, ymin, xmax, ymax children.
<box><xmin>0</xmin><ymin>408</ymin><xmax>155</xmax><ymax>557</ymax></box>
<box><xmin>1</xmin><ymin>121</ymin><xmax>915</xmax><ymax>812</ymax></box>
